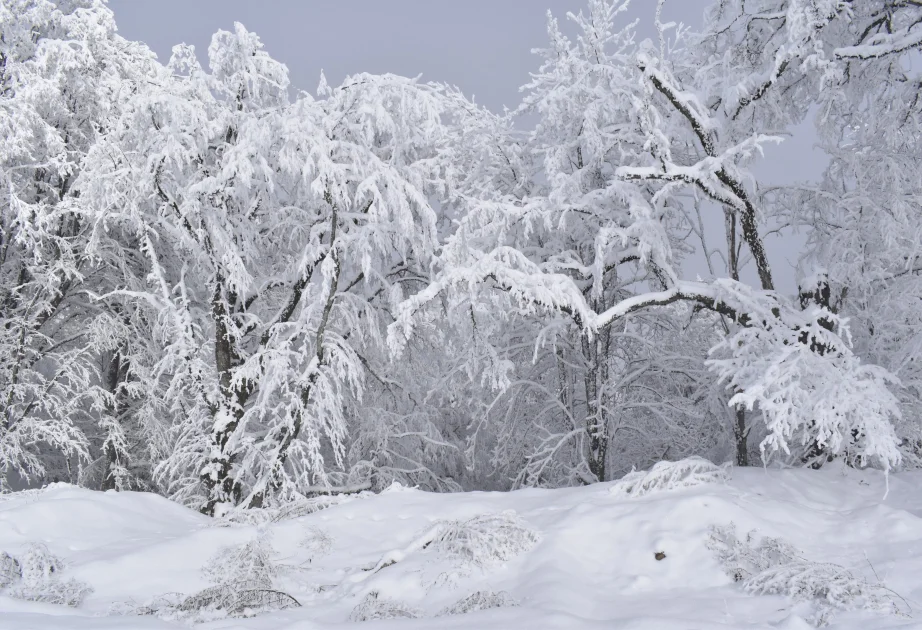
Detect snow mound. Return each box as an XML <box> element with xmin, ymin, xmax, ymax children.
<box><xmin>1</xmin><ymin>466</ymin><xmax>922</xmax><ymax>629</ymax></box>
<box><xmin>609</xmin><ymin>457</ymin><xmax>731</xmax><ymax>498</ymax></box>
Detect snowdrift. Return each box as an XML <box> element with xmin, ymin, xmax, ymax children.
<box><xmin>1</xmin><ymin>463</ymin><xmax>922</xmax><ymax>629</ymax></box>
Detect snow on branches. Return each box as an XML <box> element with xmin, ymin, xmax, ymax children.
<box><xmin>2</xmin><ymin>0</ymin><xmax>921</xmax><ymax>505</ymax></box>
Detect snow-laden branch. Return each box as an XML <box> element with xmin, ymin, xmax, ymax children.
<box><xmin>836</xmin><ymin>24</ymin><xmax>922</xmax><ymax>60</ymax></box>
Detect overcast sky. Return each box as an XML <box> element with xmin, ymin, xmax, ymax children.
<box><xmin>108</xmin><ymin>0</ymin><xmax>710</xmax><ymax>112</ymax></box>
<box><xmin>107</xmin><ymin>0</ymin><xmax>823</xmax><ymax>293</ymax></box>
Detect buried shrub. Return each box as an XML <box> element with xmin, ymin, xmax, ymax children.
<box><xmin>707</xmin><ymin>523</ymin><xmax>800</xmax><ymax>582</ymax></box>
<box><xmin>0</xmin><ymin>552</ymin><xmax>20</xmax><ymax>589</ymax></box>
<box><xmin>213</xmin><ymin>494</ymin><xmax>362</xmax><ymax>527</ymax></box>
<box><xmin>745</xmin><ymin>561</ymin><xmax>900</xmax><ymax>623</ymax></box>
<box><xmin>358</xmin><ymin>510</ymin><xmax>540</xmax><ymax>581</ymax></box>
<box><xmin>300</xmin><ymin>526</ymin><xmax>334</xmax><ymax>561</ymax></box>
<box><xmin>202</xmin><ymin>536</ymin><xmax>277</xmax><ymax>588</ymax></box>
<box><xmin>610</xmin><ymin>457</ymin><xmax>730</xmax><ymax>499</ymax></box>
<box><xmin>116</xmin><ymin>532</ymin><xmax>299</xmax><ymax>622</ymax></box>
<box><xmin>174</xmin><ymin>584</ymin><xmax>299</xmax><ymax>619</ymax></box>
<box><xmin>708</xmin><ymin>524</ymin><xmax>904</xmax><ymax>626</ymax></box>
<box><xmin>438</xmin><ymin>590</ymin><xmax>518</xmax><ymax>616</ymax></box>
<box><xmin>349</xmin><ymin>591</ymin><xmax>422</xmax><ymax>622</ymax></box>
<box><xmin>0</xmin><ymin>543</ymin><xmax>92</xmax><ymax>607</ymax></box>
<box><xmin>428</xmin><ymin>511</ymin><xmax>540</xmax><ymax>568</ymax></box>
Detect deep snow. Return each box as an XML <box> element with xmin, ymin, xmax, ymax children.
<box><xmin>2</xmin><ymin>464</ymin><xmax>922</xmax><ymax>629</ymax></box>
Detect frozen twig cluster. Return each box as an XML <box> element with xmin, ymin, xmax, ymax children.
<box><xmin>610</xmin><ymin>458</ymin><xmax>730</xmax><ymax>498</ymax></box>
<box><xmin>0</xmin><ymin>543</ymin><xmax>92</xmax><ymax>607</ymax></box>
<box><xmin>427</xmin><ymin>511</ymin><xmax>541</xmax><ymax>568</ymax></box>
<box><xmin>349</xmin><ymin>591</ymin><xmax>422</xmax><ymax>622</ymax></box>
<box><xmin>438</xmin><ymin>590</ymin><xmax>519</xmax><ymax>616</ymax></box>
<box><xmin>117</xmin><ymin>532</ymin><xmax>299</xmax><ymax>622</ymax></box>
<box><xmin>708</xmin><ymin>524</ymin><xmax>905</xmax><ymax>625</ymax></box>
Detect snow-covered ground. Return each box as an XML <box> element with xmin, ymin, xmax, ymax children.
<box><xmin>2</xmin><ymin>463</ymin><xmax>922</xmax><ymax>629</ymax></box>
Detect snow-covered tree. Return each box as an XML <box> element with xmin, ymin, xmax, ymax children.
<box><xmin>5</xmin><ymin>0</ymin><xmax>920</xmax><ymax>505</ymax></box>
<box><xmin>391</xmin><ymin>0</ymin><xmax>907</xmax><ymax>476</ymax></box>
<box><xmin>0</xmin><ymin>0</ymin><xmax>158</xmax><ymax>488</ymax></box>
<box><xmin>79</xmin><ymin>22</ymin><xmax>466</xmax><ymax>512</ymax></box>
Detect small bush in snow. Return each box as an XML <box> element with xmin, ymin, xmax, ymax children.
<box><xmin>745</xmin><ymin>561</ymin><xmax>899</xmax><ymax>622</ymax></box>
<box><xmin>610</xmin><ymin>457</ymin><xmax>730</xmax><ymax>498</ymax></box>
<box><xmin>299</xmin><ymin>526</ymin><xmax>333</xmax><ymax>561</ymax></box>
<box><xmin>349</xmin><ymin>591</ymin><xmax>422</xmax><ymax>622</ymax></box>
<box><xmin>438</xmin><ymin>590</ymin><xmax>518</xmax><ymax>616</ymax></box>
<box><xmin>0</xmin><ymin>552</ymin><xmax>20</xmax><ymax>588</ymax></box>
<box><xmin>428</xmin><ymin>511</ymin><xmax>540</xmax><ymax>568</ymax></box>
<box><xmin>354</xmin><ymin>511</ymin><xmax>539</xmax><ymax>590</ymax></box>
<box><xmin>707</xmin><ymin>524</ymin><xmax>903</xmax><ymax>625</ymax></box>
<box><xmin>214</xmin><ymin>493</ymin><xmax>369</xmax><ymax>527</ymax></box>
<box><xmin>9</xmin><ymin>578</ymin><xmax>94</xmax><ymax>607</ymax></box>
<box><xmin>121</xmin><ymin>586</ymin><xmax>300</xmax><ymax>621</ymax></box>
<box><xmin>707</xmin><ymin>523</ymin><xmax>800</xmax><ymax>582</ymax></box>
<box><xmin>175</xmin><ymin>584</ymin><xmax>300</xmax><ymax>619</ymax></box>
<box><xmin>118</xmin><ymin>533</ymin><xmax>299</xmax><ymax>622</ymax></box>
<box><xmin>17</xmin><ymin>542</ymin><xmax>65</xmax><ymax>584</ymax></box>
<box><xmin>1</xmin><ymin>543</ymin><xmax>92</xmax><ymax>607</ymax></box>
<box><xmin>202</xmin><ymin>535</ymin><xmax>277</xmax><ymax>588</ymax></box>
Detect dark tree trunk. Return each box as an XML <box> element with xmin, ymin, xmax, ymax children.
<box><xmin>202</xmin><ymin>278</ymin><xmax>245</xmax><ymax>515</ymax></box>
<box><xmin>798</xmin><ymin>275</ymin><xmax>839</xmax><ymax>467</ymax></box>
<box><xmin>582</xmin><ymin>327</ymin><xmax>609</xmax><ymax>483</ymax></box>
<box><xmin>733</xmin><ymin>406</ymin><xmax>748</xmax><ymax>467</ymax></box>
<box><xmin>101</xmin><ymin>350</ymin><xmax>129</xmax><ymax>491</ymax></box>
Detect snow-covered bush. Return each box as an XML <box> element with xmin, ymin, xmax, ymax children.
<box><xmin>0</xmin><ymin>552</ymin><xmax>20</xmax><ymax>588</ymax></box>
<box><xmin>349</xmin><ymin>591</ymin><xmax>422</xmax><ymax>622</ymax></box>
<box><xmin>708</xmin><ymin>524</ymin><xmax>903</xmax><ymax>625</ymax></box>
<box><xmin>707</xmin><ymin>523</ymin><xmax>800</xmax><ymax>582</ymax></box>
<box><xmin>117</xmin><ymin>532</ymin><xmax>299</xmax><ymax>622</ymax></box>
<box><xmin>174</xmin><ymin>585</ymin><xmax>300</xmax><ymax>620</ymax></box>
<box><xmin>16</xmin><ymin>543</ymin><xmax>64</xmax><ymax>585</ymax></box>
<box><xmin>438</xmin><ymin>590</ymin><xmax>518</xmax><ymax>616</ymax></box>
<box><xmin>745</xmin><ymin>562</ymin><xmax>899</xmax><ymax>623</ymax></box>
<box><xmin>610</xmin><ymin>458</ymin><xmax>730</xmax><ymax>498</ymax></box>
<box><xmin>428</xmin><ymin>511</ymin><xmax>540</xmax><ymax>568</ymax></box>
<box><xmin>202</xmin><ymin>535</ymin><xmax>277</xmax><ymax>588</ymax></box>
<box><xmin>212</xmin><ymin>493</ymin><xmax>369</xmax><ymax>527</ymax></box>
<box><xmin>354</xmin><ymin>510</ymin><xmax>539</xmax><ymax>588</ymax></box>
<box><xmin>8</xmin><ymin>578</ymin><xmax>94</xmax><ymax>608</ymax></box>
<box><xmin>300</xmin><ymin>527</ymin><xmax>334</xmax><ymax>560</ymax></box>
<box><xmin>123</xmin><ymin>587</ymin><xmax>300</xmax><ymax>622</ymax></box>
<box><xmin>1</xmin><ymin>543</ymin><xmax>92</xmax><ymax>607</ymax></box>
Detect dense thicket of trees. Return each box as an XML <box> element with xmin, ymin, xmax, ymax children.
<box><xmin>2</xmin><ymin>0</ymin><xmax>921</xmax><ymax>514</ymax></box>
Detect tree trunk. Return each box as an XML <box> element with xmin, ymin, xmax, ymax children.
<box><xmin>725</xmin><ymin>209</ymin><xmax>749</xmax><ymax>467</ymax></box>
<box><xmin>202</xmin><ymin>278</ymin><xmax>245</xmax><ymax>515</ymax></box>
<box><xmin>101</xmin><ymin>350</ymin><xmax>128</xmax><ymax>491</ymax></box>
<box><xmin>582</xmin><ymin>331</ymin><xmax>608</xmax><ymax>483</ymax></box>
<box><xmin>733</xmin><ymin>406</ymin><xmax>748</xmax><ymax>467</ymax></box>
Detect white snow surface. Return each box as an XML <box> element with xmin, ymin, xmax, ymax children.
<box><xmin>2</xmin><ymin>465</ymin><xmax>922</xmax><ymax>629</ymax></box>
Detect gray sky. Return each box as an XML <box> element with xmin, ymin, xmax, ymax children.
<box><xmin>109</xmin><ymin>0</ymin><xmax>709</xmax><ymax>112</ymax></box>
<box><xmin>108</xmin><ymin>0</ymin><xmax>820</xmax><ymax>294</ymax></box>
